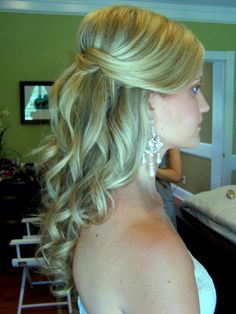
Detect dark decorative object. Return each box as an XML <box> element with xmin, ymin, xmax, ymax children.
<box><xmin>0</xmin><ymin>107</ymin><xmax>10</xmax><ymax>158</ymax></box>
<box><xmin>20</xmin><ymin>81</ymin><xmax>53</xmax><ymax>124</ymax></box>
<box><xmin>0</xmin><ymin>158</ymin><xmax>16</xmax><ymax>179</ymax></box>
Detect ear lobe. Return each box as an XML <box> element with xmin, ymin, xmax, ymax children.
<box><xmin>148</xmin><ymin>102</ymin><xmax>154</xmax><ymax>111</ymax></box>
<box><xmin>148</xmin><ymin>93</ymin><xmax>155</xmax><ymax>111</ymax></box>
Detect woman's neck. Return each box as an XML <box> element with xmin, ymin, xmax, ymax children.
<box><xmin>113</xmin><ymin>163</ymin><xmax>163</xmax><ymax>212</ymax></box>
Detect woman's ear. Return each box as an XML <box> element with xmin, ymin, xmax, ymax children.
<box><xmin>148</xmin><ymin>92</ymin><xmax>165</xmax><ymax>111</ymax></box>
<box><xmin>147</xmin><ymin>93</ymin><xmax>155</xmax><ymax>111</ymax></box>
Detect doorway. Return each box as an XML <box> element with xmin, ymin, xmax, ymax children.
<box><xmin>175</xmin><ymin>51</ymin><xmax>235</xmax><ymax>199</ymax></box>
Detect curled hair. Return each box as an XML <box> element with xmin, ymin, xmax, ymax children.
<box><xmin>38</xmin><ymin>5</ymin><xmax>204</xmax><ymax>296</ymax></box>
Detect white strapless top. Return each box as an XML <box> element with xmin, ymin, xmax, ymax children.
<box><xmin>77</xmin><ymin>254</ymin><xmax>216</xmax><ymax>314</ymax></box>
<box><xmin>191</xmin><ymin>255</ymin><xmax>216</xmax><ymax>314</ymax></box>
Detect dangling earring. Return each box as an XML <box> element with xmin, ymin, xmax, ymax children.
<box><xmin>142</xmin><ymin>120</ymin><xmax>163</xmax><ymax>177</ymax></box>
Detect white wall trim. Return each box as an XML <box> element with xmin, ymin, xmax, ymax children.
<box><xmin>0</xmin><ymin>0</ymin><xmax>236</xmax><ymax>24</ymax></box>
<box><xmin>205</xmin><ymin>51</ymin><xmax>236</xmax><ymax>62</ymax></box>
<box><xmin>173</xmin><ymin>185</ymin><xmax>193</xmax><ymax>201</ymax></box>
<box><xmin>181</xmin><ymin>143</ymin><xmax>212</xmax><ymax>159</ymax></box>
<box><xmin>232</xmin><ymin>155</ymin><xmax>236</xmax><ymax>171</ymax></box>
<box><xmin>222</xmin><ymin>51</ymin><xmax>235</xmax><ymax>184</ymax></box>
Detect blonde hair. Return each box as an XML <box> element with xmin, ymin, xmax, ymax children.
<box><xmin>38</xmin><ymin>5</ymin><xmax>204</xmax><ymax>296</ymax></box>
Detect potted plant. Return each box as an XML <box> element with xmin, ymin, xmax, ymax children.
<box><xmin>0</xmin><ymin>108</ymin><xmax>10</xmax><ymax>158</ymax></box>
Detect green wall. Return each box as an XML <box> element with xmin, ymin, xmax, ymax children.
<box><xmin>0</xmin><ymin>12</ymin><xmax>83</xmax><ymax>162</ymax></box>
<box><xmin>0</xmin><ymin>12</ymin><xmax>235</xmax><ymax>163</ymax></box>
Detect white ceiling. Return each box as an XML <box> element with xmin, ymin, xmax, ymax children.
<box><xmin>0</xmin><ymin>0</ymin><xmax>236</xmax><ymax>23</ymax></box>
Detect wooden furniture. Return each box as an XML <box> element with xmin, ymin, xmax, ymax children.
<box><xmin>177</xmin><ymin>205</ymin><xmax>236</xmax><ymax>314</ymax></box>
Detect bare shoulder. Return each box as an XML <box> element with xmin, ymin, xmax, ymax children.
<box><xmin>117</xmin><ymin>221</ymin><xmax>200</xmax><ymax>314</ymax></box>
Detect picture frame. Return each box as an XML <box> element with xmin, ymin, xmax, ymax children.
<box><xmin>20</xmin><ymin>81</ymin><xmax>53</xmax><ymax>124</ymax></box>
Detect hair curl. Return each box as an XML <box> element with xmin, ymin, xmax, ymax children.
<box><xmin>38</xmin><ymin>5</ymin><xmax>204</xmax><ymax>296</ymax></box>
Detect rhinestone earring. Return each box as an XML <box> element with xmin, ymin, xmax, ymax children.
<box><xmin>142</xmin><ymin>121</ymin><xmax>163</xmax><ymax>177</ymax></box>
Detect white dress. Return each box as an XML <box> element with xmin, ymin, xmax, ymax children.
<box><xmin>77</xmin><ymin>255</ymin><xmax>216</xmax><ymax>314</ymax></box>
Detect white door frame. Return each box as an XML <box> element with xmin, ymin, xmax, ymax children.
<box><xmin>176</xmin><ymin>51</ymin><xmax>235</xmax><ymax>199</ymax></box>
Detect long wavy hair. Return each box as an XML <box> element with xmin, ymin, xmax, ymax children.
<box><xmin>38</xmin><ymin>5</ymin><xmax>204</xmax><ymax>296</ymax></box>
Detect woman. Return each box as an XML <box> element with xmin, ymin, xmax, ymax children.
<box><xmin>156</xmin><ymin>148</ymin><xmax>182</xmax><ymax>227</ymax></box>
<box><xmin>39</xmin><ymin>5</ymin><xmax>216</xmax><ymax>314</ymax></box>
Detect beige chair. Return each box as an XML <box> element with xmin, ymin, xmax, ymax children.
<box><xmin>10</xmin><ymin>217</ymin><xmax>73</xmax><ymax>314</ymax></box>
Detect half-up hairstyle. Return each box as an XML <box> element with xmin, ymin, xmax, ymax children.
<box><xmin>38</xmin><ymin>5</ymin><xmax>204</xmax><ymax>296</ymax></box>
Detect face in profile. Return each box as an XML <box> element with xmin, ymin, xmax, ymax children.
<box><xmin>148</xmin><ymin>73</ymin><xmax>209</xmax><ymax>149</ymax></box>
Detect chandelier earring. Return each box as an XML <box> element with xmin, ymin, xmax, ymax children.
<box><xmin>142</xmin><ymin>120</ymin><xmax>163</xmax><ymax>177</ymax></box>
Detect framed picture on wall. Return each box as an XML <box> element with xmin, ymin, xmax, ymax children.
<box><xmin>20</xmin><ymin>81</ymin><xmax>53</xmax><ymax>124</ymax></box>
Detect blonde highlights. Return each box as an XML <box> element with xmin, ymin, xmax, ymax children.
<box><xmin>38</xmin><ymin>5</ymin><xmax>204</xmax><ymax>296</ymax></box>
<box><xmin>76</xmin><ymin>6</ymin><xmax>204</xmax><ymax>92</ymax></box>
